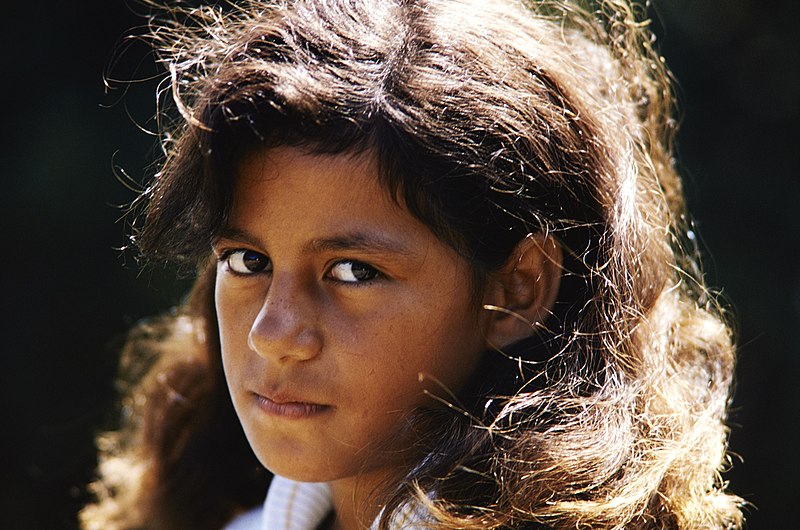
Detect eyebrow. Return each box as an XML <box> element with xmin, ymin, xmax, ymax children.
<box><xmin>213</xmin><ymin>227</ymin><xmax>262</xmax><ymax>248</ymax></box>
<box><xmin>214</xmin><ymin>226</ymin><xmax>416</xmax><ymax>257</ymax></box>
<box><xmin>307</xmin><ymin>232</ymin><xmax>414</xmax><ymax>256</ymax></box>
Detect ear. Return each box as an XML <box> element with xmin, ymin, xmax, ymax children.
<box><xmin>482</xmin><ymin>233</ymin><xmax>563</xmax><ymax>349</ymax></box>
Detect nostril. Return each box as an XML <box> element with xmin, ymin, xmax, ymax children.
<box><xmin>247</xmin><ymin>290</ymin><xmax>322</xmax><ymax>362</ymax></box>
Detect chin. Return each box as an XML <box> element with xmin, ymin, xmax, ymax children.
<box><xmin>260</xmin><ymin>456</ymin><xmax>346</xmax><ymax>483</ymax></box>
<box><xmin>245</xmin><ymin>439</ymin><xmax>342</xmax><ymax>483</ymax></box>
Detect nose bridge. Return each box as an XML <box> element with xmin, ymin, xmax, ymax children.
<box><xmin>248</xmin><ymin>272</ymin><xmax>322</xmax><ymax>362</ymax></box>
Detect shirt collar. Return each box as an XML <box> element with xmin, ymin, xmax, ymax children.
<box><xmin>262</xmin><ymin>475</ymin><xmax>332</xmax><ymax>530</ymax></box>
<box><xmin>233</xmin><ymin>474</ymin><xmax>429</xmax><ymax>530</ymax></box>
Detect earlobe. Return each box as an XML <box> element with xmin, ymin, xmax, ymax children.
<box><xmin>482</xmin><ymin>233</ymin><xmax>563</xmax><ymax>349</ymax></box>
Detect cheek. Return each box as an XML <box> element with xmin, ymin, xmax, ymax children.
<box><xmin>215</xmin><ymin>288</ymin><xmax>237</xmax><ymax>354</ymax></box>
<box><xmin>335</xmin><ymin>312</ymin><xmax>486</xmax><ymax>458</ymax></box>
<box><xmin>355</xmin><ymin>305</ymin><xmax>484</xmax><ymax>405</ymax></box>
<box><xmin>214</xmin><ymin>281</ymin><xmax>261</xmax><ymax>371</ymax></box>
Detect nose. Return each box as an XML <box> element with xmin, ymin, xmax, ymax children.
<box><xmin>247</xmin><ymin>274</ymin><xmax>323</xmax><ymax>363</ymax></box>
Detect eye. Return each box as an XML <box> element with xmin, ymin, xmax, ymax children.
<box><xmin>328</xmin><ymin>260</ymin><xmax>381</xmax><ymax>283</ymax></box>
<box><xmin>224</xmin><ymin>249</ymin><xmax>272</xmax><ymax>275</ymax></box>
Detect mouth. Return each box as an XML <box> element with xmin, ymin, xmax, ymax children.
<box><xmin>252</xmin><ymin>392</ymin><xmax>330</xmax><ymax>419</ymax></box>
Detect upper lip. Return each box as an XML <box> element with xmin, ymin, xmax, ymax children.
<box><xmin>253</xmin><ymin>388</ymin><xmax>326</xmax><ymax>406</ymax></box>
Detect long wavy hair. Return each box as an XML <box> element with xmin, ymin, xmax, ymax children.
<box><xmin>82</xmin><ymin>0</ymin><xmax>743</xmax><ymax>529</ymax></box>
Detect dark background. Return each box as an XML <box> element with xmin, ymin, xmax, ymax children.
<box><xmin>2</xmin><ymin>0</ymin><xmax>797</xmax><ymax>528</ymax></box>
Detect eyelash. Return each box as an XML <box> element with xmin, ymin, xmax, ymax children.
<box><xmin>327</xmin><ymin>260</ymin><xmax>383</xmax><ymax>285</ymax></box>
<box><xmin>217</xmin><ymin>248</ymin><xmax>272</xmax><ymax>276</ymax></box>
<box><xmin>215</xmin><ymin>248</ymin><xmax>384</xmax><ymax>285</ymax></box>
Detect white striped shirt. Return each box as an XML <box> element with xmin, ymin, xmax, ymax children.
<box><xmin>224</xmin><ymin>475</ymin><xmax>426</xmax><ymax>530</ymax></box>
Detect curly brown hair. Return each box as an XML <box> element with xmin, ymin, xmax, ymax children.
<box><xmin>82</xmin><ymin>1</ymin><xmax>743</xmax><ymax>529</ymax></box>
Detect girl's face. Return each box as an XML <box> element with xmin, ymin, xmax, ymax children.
<box><xmin>214</xmin><ymin>147</ymin><xmax>492</xmax><ymax>485</ymax></box>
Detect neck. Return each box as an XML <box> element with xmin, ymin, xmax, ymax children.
<box><xmin>325</xmin><ymin>470</ymin><xmax>388</xmax><ymax>530</ymax></box>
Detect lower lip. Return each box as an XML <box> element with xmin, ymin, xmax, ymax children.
<box><xmin>253</xmin><ymin>394</ymin><xmax>329</xmax><ymax>419</ymax></box>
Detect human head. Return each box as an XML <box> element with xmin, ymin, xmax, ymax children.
<box><xmin>141</xmin><ymin>0</ymin><xmax>668</xmax><ymax>373</ymax></box>
<box><xmin>129</xmin><ymin>0</ymin><xmax>741</xmax><ymax>527</ymax></box>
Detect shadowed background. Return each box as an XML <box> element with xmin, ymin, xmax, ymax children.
<box><xmin>2</xmin><ymin>0</ymin><xmax>797</xmax><ymax>527</ymax></box>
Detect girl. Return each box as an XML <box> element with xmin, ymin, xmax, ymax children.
<box><xmin>82</xmin><ymin>0</ymin><xmax>743</xmax><ymax>529</ymax></box>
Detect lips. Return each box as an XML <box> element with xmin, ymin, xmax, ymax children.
<box><xmin>252</xmin><ymin>391</ymin><xmax>330</xmax><ymax>419</ymax></box>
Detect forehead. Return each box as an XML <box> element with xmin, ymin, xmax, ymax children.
<box><xmin>232</xmin><ymin>146</ymin><xmax>396</xmax><ymax>219</ymax></box>
<box><xmin>236</xmin><ymin>146</ymin><xmax>383</xmax><ymax>198</ymax></box>
<box><xmin>227</xmin><ymin>147</ymin><xmax>426</xmax><ymax>250</ymax></box>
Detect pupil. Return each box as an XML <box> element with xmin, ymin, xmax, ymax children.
<box><xmin>352</xmin><ymin>263</ymin><xmax>372</xmax><ymax>280</ymax></box>
<box><xmin>243</xmin><ymin>251</ymin><xmax>265</xmax><ymax>271</ymax></box>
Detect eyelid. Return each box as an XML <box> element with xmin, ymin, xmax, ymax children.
<box><xmin>216</xmin><ymin>247</ymin><xmax>272</xmax><ymax>276</ymax></box>
<box><xmin>212</xmin><ymin>242</ymin><xmax>240</xmax><ymax>260</ymax></box>
<box><xmin>326</xmin><ymin>259</ymin><xmax>384</xmax><ymax>284</ymax></box>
